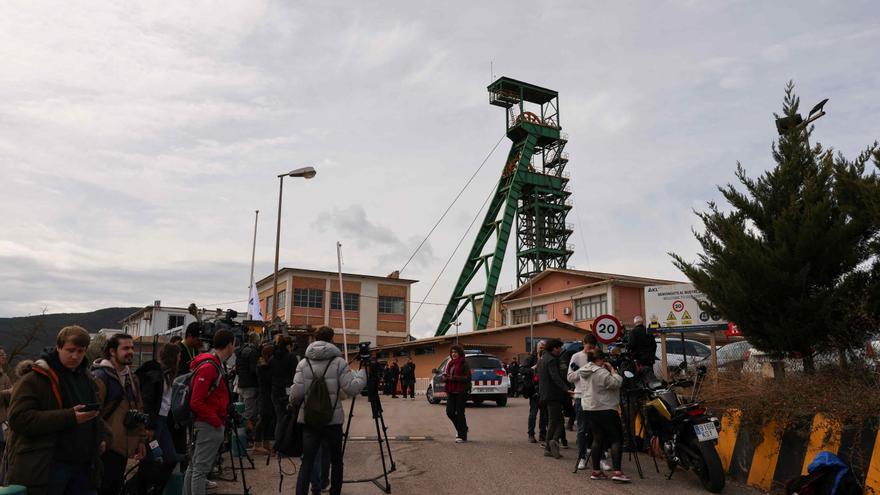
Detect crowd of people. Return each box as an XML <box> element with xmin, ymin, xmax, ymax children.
<box><xmin>512</xmin><ymin>315</ymin><xmax>658</xmax><ymax>484</ymax></box>
<box><xmin>0</xmin><ymin>323</ymin><xmax>366</xmax><ymax>495</ymax></box>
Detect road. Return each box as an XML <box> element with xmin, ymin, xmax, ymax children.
<box><xmin>215</xmin><ymin>396</ymin><xmax>761</xmax><ymax>495</ymax></box>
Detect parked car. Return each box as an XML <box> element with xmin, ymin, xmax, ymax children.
<box><xmin>654</xmin><ymin>338</ymin><xmax>711</xmax><ymax>377</ymax></box>
<box><xmin>426</xmin><ymin>352</ymin><xmax>510</xmax><ymax>407</ymax></box>
<box><xmin>715</xmin><ymin>340</ymin><xmax>752</xmax><ymax>370</ymax></box>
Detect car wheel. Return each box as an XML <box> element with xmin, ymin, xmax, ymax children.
<box><xmin>496</xmin><ymin>397</ymin><xmax>507</xmax><ymax>407</ymax></box>
<box><xmin>472</xmin><ymin>399</ymin><xmax>484</xmax><ymax>405</ymax></box>
<box><xmin>426</xmin><ymin>386</ymin><xmax>440</xmax><ymax>405</ymax></box>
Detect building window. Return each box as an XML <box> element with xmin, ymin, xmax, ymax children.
<box><xmin>277</xmin><ymin>290</ymin><xmax>286</xmax><ymax>310</ymax></box>
<box><xmin>511</xmin><ymin>305</ymin><xmax>546</xmax><ymax>324</ymax></box>
<box><xmin>330</xmin><ymin>292</ymin><xmax>360</xmax><ymax>312</ymax></box>
<box><xmin>266</xmin><ymin>295</ymin><xmax>273</xmax><ymax>315</ymax></box>
<box><xmin>574</xmin><ymin>294</ymin><xmax>607</xmax><ymax>321</ymax></box>
<box><xmin>378</xmin><ymin>296</ymin><xmax>405</xmax><ymax>314</ymax></box>
<box><xmin>167</xmin><ymin>314</ymin><xmax>185</xmax><ymax>330</ymax></box>
<box><xmin>294</xmin><ymin>288</ymin><xmax>323</xmax><ymax>308</ymax></box>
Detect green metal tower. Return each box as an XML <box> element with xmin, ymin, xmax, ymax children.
<box><xmin>435</xmin><ymin>77</ymin><xmax>572</xmax><ymax>336</ymax></box>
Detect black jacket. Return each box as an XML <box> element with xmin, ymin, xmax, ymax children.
<box><xmin>269</xmin><ymin>346</ymin><xmax>297</xmax><ymax>401</ymax></box>
<box><xmin>135</xmin><ymin>360</ymin><xmax>177</xmax><ymax>430</ymax></box>
<box><xmin>400</xmin><ymin>363</ymin><xmax>416</xmax><ymax>381</ymax></box>
<box><xmin>236</xmin><ymin>343</ymin><xmax>259</xmax><ymax>389</ymax></box>
<box><xmin>626</xmin><ymin>324</ymin><xmax>657</xmax><ymax>365</ymax></box>
<box><xmin>537</xmin><ymin>351</ymin><xmax>569</xmax><ymax>402</ymax></box>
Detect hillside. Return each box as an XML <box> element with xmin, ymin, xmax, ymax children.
<box><xmin>0</xmin><ymin>307</ymin><xmax>140</xmax><ymax>364</ymax></box>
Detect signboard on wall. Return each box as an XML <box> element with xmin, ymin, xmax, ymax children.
<box><xmin>644</xmin><ymin>283</ymin><xmax>727</xmax><ymax>333</ymax></box>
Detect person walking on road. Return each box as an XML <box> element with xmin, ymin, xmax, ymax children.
<box><xmin>443</xmin><ymin>345</ymin><xmax>471</xmax><ymax>443</ymax></box>
<box><xmin>579</xmin><ymin>350</ymin><xmax>630</xmax><ymax>483</ymax></box>
<box><xmin>400</xmin><ymin>357</ymin><xmax>416</xmax><ymax>400</ymax></box>
<box><xmin>289</xmin><ymin>326</ymin><xmax>366</xmax><ymax>495</ymax></box>
<box><xmin>538</xmin><ymin>339</ymin><xmax>569</xmax><ymax>459</ymax></box>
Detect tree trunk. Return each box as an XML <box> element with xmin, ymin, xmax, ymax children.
<box><xmin>802</xmin><ymin>354</ymin><xmax>815</xmax><ymax>374</ymax></box>
<box><xmin>771</xmin><ymin>359</ymin><xmax>786</xmax><ymax>379</ymax></box>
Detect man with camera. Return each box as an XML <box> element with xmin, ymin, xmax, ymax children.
<box><xmin>93</xmin><ymin>333</ymin><xmax>148</xmax><ymax>495</ymax></box>
<box><xmin>185</xmin><ymin>329</ymin><xmax>236</xmax><ymax>495</ymax></box>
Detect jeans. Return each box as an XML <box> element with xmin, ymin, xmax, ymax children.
<box><xmin>545</xmin><ymin>401</ymin><xmax>563</xmax><ymax>451</ymax></box>
<box><xmin>184</xmin><ymin>421</ymin><xmax>225</xmax><ymax>495</ymax></box>
<box><xmin>309</xmin><ymin>443</ymin><xmax>330</xmax><ymax>493</ymax></box>
<box><xmin>137</xmin><ymin>415</ymin><xmax>179</xmax><ymax>495</ymax></box>
<box><xmin>400</xmin><ymin>380</ymin><xmax>415</xmax><ymax>398</ymax></box>
<box><xmin>527</xmin><ymin>395</ymin><xmax>547</xmax><ymax>438</ymax></box>
<box><xmin>296</xmin><ymin>425</ymin><xmax>343</xmax><ymax>495</ymax></box>
<box><xmin>575</xmin><ymin>399</ymin><xmax>588</xmax><ymax>460</ymax></box>
<box><xmin>445</xmin><ymin>393</ymin><xmax>468</xmax><ymax>440</ymax></box>
<box><xmin>98</xmin><ymin>450</ymin><xmax>127</xmax><ymax>495</ymax></box>
<box><xmin>47</xmin><ymin>461</ymin><xmax>96</xmax><ymax>495</ymax></box>
<box><xmin>586</xmin><ymin>409</ymin><xmax>623</xmax><ymax>471</ymax></box>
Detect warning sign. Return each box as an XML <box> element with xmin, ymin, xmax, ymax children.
<box><xmin>681</xmin><ymin>310</ymin><xmax>692</xmax><ymax>323</ymax></box>
<box><xmin>666</xmin><ymin>311</ymin><xmax>677</xmax><ymax>322</ymax></box>
<box><xmin>645</xmin><ymin>283</ymin><xmax>727</xmax><ymax>333</ymax></box>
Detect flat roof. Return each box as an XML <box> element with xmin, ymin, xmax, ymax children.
<box><xmin>255</xmin><ymin>267</ymin><xmax>418</xmax><ymax>287</ymax></box>
<box><xmin>119</xmin><ymin>305</ymin><xmax>193</xmax><ymax>323</ymax></box>
<box><xmin>371</xmin><ymin>319</ymin><xmax>585</xmax><ymax>352</ymax></box>
<box><xmin>488</xmin><ymin>76</ymin><xmax>557</xmax><ymax>104</ymax></box>
<box><xmin>502</xmin><ymin>268</ymin><xmax>684</xmax><ymax>301</ymax></box>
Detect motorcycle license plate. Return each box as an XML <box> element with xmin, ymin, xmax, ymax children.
<box><xmin>694</xmin><ymin>422</ymin><xmax>719</xmax><ymax>442</ymax></box>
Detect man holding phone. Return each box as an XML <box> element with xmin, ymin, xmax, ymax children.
<box><xmin>6</xmin><ymin>325</ymin><xmax>110</xmax><ymax>495</ymax></box>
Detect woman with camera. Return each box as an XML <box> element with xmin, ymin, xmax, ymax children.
<box><xmin>443</xmin><ymin>345</ymin><xmax>471</xmax><ymax>443</ymax></box>
<box><xmin>135</xmin><ymin>343</ymin><xmax>183</xmax><ymax>495</ymax></box>
<box><xmin>578</xmin><ymin>350</ymin><xmax>630</xmax><ymax>483</ymax></box>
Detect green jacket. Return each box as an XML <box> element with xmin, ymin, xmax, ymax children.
<box><xmin>4</xmin><ymin>358</ymin><xmax>110</xmax><ymax>495</ymax></box>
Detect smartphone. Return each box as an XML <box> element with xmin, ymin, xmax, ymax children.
<box><xmin>79</xmin><ymin>403</ymin><xmax>101</xmax><ymax>412</ymax></box>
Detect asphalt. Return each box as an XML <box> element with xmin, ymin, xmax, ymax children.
<box><xmin>214</xmin><ymin>396</ymin><xmax>762</xmax><ymax>495</ymax></box>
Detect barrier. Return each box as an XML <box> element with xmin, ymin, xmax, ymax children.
<box><xmin>714</xmin><ymin>411</ymin><xmax>880</xmax><ymax>494</ymax></box>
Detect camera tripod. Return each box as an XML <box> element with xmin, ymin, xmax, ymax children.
<box><xmin>341</xmin><ymin>358</ymin><xmax>396</xmax><ymax>493</ymax></box>
<box><xmin>209</xmin><ymin>414</ymin><xmax>255</xmax><ymax>495</ymax></box>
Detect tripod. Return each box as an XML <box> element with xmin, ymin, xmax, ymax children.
<box><xmin>342</xmin><ymin>358</ymin><xmax>396</xmax><ymax>493</ymax></box>
<box><xmin>211</xmin><ymin>414</ymin><xmax>254</xmax><ymax>495</ymax></box>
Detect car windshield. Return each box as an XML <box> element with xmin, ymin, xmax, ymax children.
<box><xmin>467</xmin><ymin>356</ymin><xmax>503</xmax><ymax>370</ymax></box>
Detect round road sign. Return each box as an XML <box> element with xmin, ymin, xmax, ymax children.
<box><xmin>592</xmin><ymin>314</ymin><xmax>623</xmax><ymax>344</ymax></box>
<box><xmin>672</xmin><ymin>300</ymin><xmax>685</xmax><ymax>312</ymax></box>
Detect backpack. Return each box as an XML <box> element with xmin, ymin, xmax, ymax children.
<box><xmin>302</xmin><ymin>358</ymin><xmax>340</xmax><ymax>428</ymax></box>
<box><xmin>170</xmin><ymin>359</ymin><xmax>223</xmax><ymax>427</ymax></box>
<box><xmin>785</xmin><ymin>465</ymin><xmax>861</xmax><ymax>495</ymax></box>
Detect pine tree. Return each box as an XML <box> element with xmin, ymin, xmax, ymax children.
<box><xmin>671</xmin><ymin>83</ymin><xmax>880</xmax><ymax>372</ymax></box>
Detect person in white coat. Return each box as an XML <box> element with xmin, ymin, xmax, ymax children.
<box><xmin>290</xmin><ymin>326</ymin><xmax>366</xmax><ymax>495</ymax></box>
<box><xmin>566</xmin><ymin>333</ymin><xmax>599</xmax><ymax>470</ymax></box>
<box><xmin>579</xmin><ymin>350</ymin><xmax>630</xmax><ymax>483</ymax></box>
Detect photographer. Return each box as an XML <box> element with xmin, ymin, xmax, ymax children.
<box><xmin>625</xmin><ymin>316</ymin><xmax>656</xmax><ymax>370</ymax></box>
<box><xmin>93</xmin><ymin>333</ymin><xmax>147</xmax><ymax>495</ymax></box>
<box><xmin>579</xmin><ymin>350</ymin><xmax>629</xmax><ymax>483</ymax></box>
<box><xmin>135</xmin><ymin>343</ymin><xmax>182</xmax><ymax>495</ymax></box>
<box><xmin>290</xmin><ymin>326</ymin><xmax>366</xmax><ymax>495</ymax></box>
<box><xmin>6</xmin><ymin>326</ymin><xmax>110</xmax><ymax>495</ymax></box>
<box><xmin>184</xmin><ymin>329</ymin><xmax>235</xmax><ymax>495</ymax></box>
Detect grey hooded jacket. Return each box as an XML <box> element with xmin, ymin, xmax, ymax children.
<box><xmin>289</xmin><ymin>341</ymin><xmax>366</xmax><ymax>425</ymax></box>
<box><xmin>577</xmin><ymin>361</ymin><xmax>623</xmax><ymax>411</ymax></box>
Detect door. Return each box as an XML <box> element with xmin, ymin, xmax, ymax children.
<box><xmin>432</xmin><ymin>357</ymin><xmax>449</xmax><ymax>397</ymax></box>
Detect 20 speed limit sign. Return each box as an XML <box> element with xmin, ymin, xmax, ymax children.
<box><xmin>592</xmin><ymin>314</ymin><xmax>623</xmax><ymax>344</ymax></box>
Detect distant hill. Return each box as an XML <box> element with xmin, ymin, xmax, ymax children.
<box><xmin>0</xmin><ymin>307</ymin><xmax>140</xmax><ymax>364</ymax></box>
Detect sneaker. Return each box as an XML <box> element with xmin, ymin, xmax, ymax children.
<box><xmin>560</xmin><ymin>440</ymin><xmax>569</xmax><ymax>449</ymax></box>
<box><xmin>548</xmin><ymin>440</ymin><xmax>561</xmax><ymax>459</ymax></box>
<box><xmin>590</xmin><ymin>471</ymin><xmax>608</xmax><ymax>480</ymax></box>
<box><xmin>455</xmin><ymin>437</ymin><xmax>465</xmax><ymax>443</ymax></box>
<box><xmin>528</xmin><ymin>435</ymin><xmax>537</xmax><ymax>444</ymax></box>
<box><xmin>577</xmin><ymin>458</ymin><xmax>587</xmax><ymax>470</ymax></box>
<box><xmin>611</xmin><ymin>471</ymin><xmax>631</xmax><ymax>483</ymax></box>
<box><xmin>600</xmin><ymin>459</ymin><xmax>612</xmax><ymax>472</ymax></box>
<box><xmin>543</xmin><ymin>450</ymin><xmax>554</xmax><ymax>457</ymax></box>
<box><xmin>206</xmin><ymin>480</ymin><xmax>218</xmax><ymax>490</ymax></box>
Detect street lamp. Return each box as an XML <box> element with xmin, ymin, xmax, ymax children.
<box><xmin>272</xmin><ymin>166</ymin><xmax>317</xmax><ymax>336</ymax></box>
<box><xmin>775</xmin><ymin>98</ymin><xmax>828</xmax><ymax>135</ymax></box>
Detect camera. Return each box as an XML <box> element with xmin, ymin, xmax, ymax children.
<box><xmin>123</xmin><ymin>410</ymin><xmax>150</xmax><ymax>430</ymax></box>
<box><xmin>357</xmin><ymin>342</ymin><xmax>372</xmax><ymax>362</ymax></box>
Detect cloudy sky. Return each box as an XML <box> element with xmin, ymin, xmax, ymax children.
<box><xmin>2</xmin><ymin>1</ymin><xmax>878</xmax><ymax>337</ymax></box>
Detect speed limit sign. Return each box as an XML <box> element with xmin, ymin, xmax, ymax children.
<box><xmin>592</xmin><ymin>314</ymin><xmax>622</xmax><ymax>344</ymax></box>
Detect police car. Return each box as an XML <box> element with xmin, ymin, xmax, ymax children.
<box><xmin>426</xmin><ymin>351</ymin><xmax>509</xmax><ymax>407</ymax></box>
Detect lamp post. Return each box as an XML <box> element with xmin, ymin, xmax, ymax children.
<box><xmin>272</xmin><ymin>166</ymin><xmax>317</xmax><ymax>336</ymax></box>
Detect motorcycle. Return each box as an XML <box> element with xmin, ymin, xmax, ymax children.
<box><xmin>624</xmin><ymin>362</ymin><xmax>726</xmax><ymax>493</ymax></box>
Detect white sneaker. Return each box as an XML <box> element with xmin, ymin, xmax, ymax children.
<box><xmin>600</xmin><ymin>459</ymin><xmax>612</xmax><ymax>472</ymax></box>
<box><xmin>206</xmin><ymin>480</ymin><xmax>218</xmax><ymax>490</ymax></box>
<box><xmin>577</xmin><ymin>458</ymin><xmax>587</xmax><ymax>470</ymax></box>
<box><xmin>455</xmin><ymin>437</ymin><xmax>464</xmax><ymax>443</ymax></box>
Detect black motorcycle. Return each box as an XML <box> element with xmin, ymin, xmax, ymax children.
<box><xmin>623</xmin><ymin>361</ymin><xmax>725</xmax><ymax>493</ymax></box>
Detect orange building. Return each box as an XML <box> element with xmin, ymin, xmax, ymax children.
<box><xmin>475</xmin><ymin>268</ymin><xmax>680</xmax><ymax>332</ymax></box>
<box><xmin>254</xmin><ymin>268</ymin><xmax>417</xmax><ymax>350</ymax></box>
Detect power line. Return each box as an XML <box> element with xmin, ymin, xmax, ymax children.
<box><xmin>399</xmin><ymin>133</ymin><xmax>506</xmax><ymax>274</ymax></box>
<box><xmin>410</xmin><ymin>179</ymin><xmax>498</xmax><ymax>324</ymax></box>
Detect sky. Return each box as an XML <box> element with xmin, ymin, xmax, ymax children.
<box><xmin>1</xmin><ymin>1</ymin><xmax>879</xmax><ymax>338</ymax></box>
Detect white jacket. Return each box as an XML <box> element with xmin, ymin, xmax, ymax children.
<box><xmin>290</xmin><ymin>341</ymin><xmax>366</xmax><ymax>425</ymax></box>
<box><xmin>566</xmin><ymin>351</ymin><xmax>590</xmax><ymax>400</ymax></box>
<box><xmin>578</xmin><ymin>362</ymin><xmax>623</xmax><ymax>411</ymax></box>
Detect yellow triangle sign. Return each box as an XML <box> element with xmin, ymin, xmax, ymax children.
<box><xmin>682</xmin><ymin>310</ymin><xmax>691</xmax><ymax>321</ymax></box>
<box><xmin>666</xmin><ymin>311</ymin><xmax>677</xmax><ymax>321</ymax></box>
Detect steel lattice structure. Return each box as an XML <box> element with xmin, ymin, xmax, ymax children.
<box><xmin>436</xmin><ymin>77</ymin><xmax>572</xmax><ymax>336</ymax></box>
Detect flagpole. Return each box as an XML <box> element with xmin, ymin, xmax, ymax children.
<box><xmin>248</xmin><ymin>210</ymin><xmax>259</xmax><ymax>319</ymax></box>
<box><xmin>337</xmin><ymin>242</ymin><xmax>348</xmax><ymax>361</ymax></box>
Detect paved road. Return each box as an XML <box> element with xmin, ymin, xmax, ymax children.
<box><xmin>215</xmin><ymin>396</ymin><xmax>761</xmax><ymax>495</ymax></box>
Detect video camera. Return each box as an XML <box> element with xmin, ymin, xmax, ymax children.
<box><xmin>188</xmin><ymin>305</ymin><xmax>247</xmax><ymax>346</ymax></box>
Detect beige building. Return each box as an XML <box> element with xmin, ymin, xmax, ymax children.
<box><xmin>254</xmin><ymin>268</ymin><xmax>417</xmax><ymax>349</ymax></box>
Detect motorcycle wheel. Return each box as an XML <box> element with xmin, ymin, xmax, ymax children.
<box><xmin>688</xmin><ymin>437</ymin><xmax>725</xmax><ymax>493</ymax></box>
